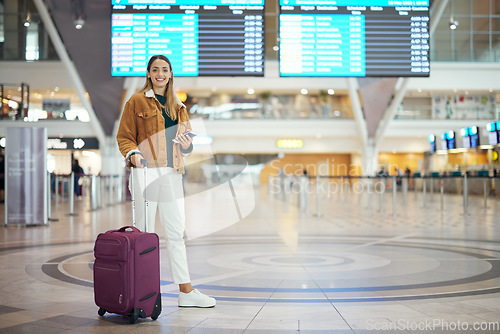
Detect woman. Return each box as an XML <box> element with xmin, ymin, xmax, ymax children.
<box><xmin>72</xmin><ymin>159</ymin><xmax>84</xmax><ymax>197</ymax></box>
<box><xmin>117</xmin><ymin>55</ymin><xmax>215</xmax><ymax>308</ymax></box>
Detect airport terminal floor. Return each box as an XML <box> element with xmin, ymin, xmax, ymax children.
<box><xmin>1</xmin><ymin>183</ymin><xmax>500</xmax><ymax>333</ymax></box>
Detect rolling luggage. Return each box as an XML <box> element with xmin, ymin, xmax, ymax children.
<box><xmin>93</xmin><ymin>163</ymin><xmax>161</xmax><ymax>323</ymax></box>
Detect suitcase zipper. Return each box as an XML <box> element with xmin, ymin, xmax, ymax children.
<box><xmin>94</xmin><ymin>266</ymin><xmax>119</xmax><ymax>272</ymax></box>
<box><xmin>96</xmin><ymin>241</ymin><xmax>120</xmax><ymax>245</ymax></box>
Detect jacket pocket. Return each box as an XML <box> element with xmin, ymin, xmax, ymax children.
<box><xmin>137</xmin><ymin>109</ymin><xmax>157</xmax><ymax>122</ymax></box>
<box><xmin>136</xmin><ymin>109</ymin><xmax>158</xmax><ymax>138</ymax></box>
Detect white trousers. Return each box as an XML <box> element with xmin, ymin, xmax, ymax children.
<box><xmin>129</xmin><ymin>167</ymin><xmax>190</xmax><ymax>284</ymax></box>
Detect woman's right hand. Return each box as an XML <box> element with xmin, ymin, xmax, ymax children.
<box><xmin>131</xmin><ymin>154</ymin><xmax>144</xmax><ymax>167</ymax></box>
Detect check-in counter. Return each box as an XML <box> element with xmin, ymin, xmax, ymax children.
<box><xmin>412</xmin><ymin>171</ymin><xmax>496</xmax><ymax>196</ymax></box>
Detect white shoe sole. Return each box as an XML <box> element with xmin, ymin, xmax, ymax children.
<box><xmin>178</xmin><ymin>304</ymin><xmax>215</xmax><ymax>308</ymax></box>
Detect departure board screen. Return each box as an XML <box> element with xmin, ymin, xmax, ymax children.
<box><xmin>111</xmin><ymin>0</ymin><xmax>264</xmax><ymax>76</ymax></box>
<box><xmin>279</xmin><ymin>0</ymin><xmax>430</xmax><ymax>77</ymax></box>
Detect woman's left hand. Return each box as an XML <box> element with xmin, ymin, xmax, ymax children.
<box><xmin>177</xmin><ymin>133</ymin><xmax>193</xmax><ymax>150</ymax></box>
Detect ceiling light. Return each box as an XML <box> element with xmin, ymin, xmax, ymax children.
<box><xmin>301</xmin><ymin>89</ymin><xmax>308</xmax><ymax>95</ymax></box>
<box><xmin>247</xmin><ymin>88</ymin><xmax>255</xmax><ymax>95</ymax></box>
<box><xmin>23</xmin><ymin>0</ymin><xmax>31</xmax><ymax>27</ymax></box>
<box><xmin>74</xmin><ymin>18</ymin><xmax>85</xmax><ymax>29</ymax></box>
<box><xmin>449</xmin><ymin>18</ymin><xmax>459</xmax><ymax>30</ymax></box>
<box><xmin>72</xmin><ymin>0</ymin><xmax>86</xmax><ymax>30</ymax></box>
<box><xmin>328</xmin><ymin>89</ymin><xmax>335</xmax><ymax>95</ymax></box>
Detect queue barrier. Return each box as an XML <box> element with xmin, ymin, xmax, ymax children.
<box><xmin>46</xmin><ymin>172</ymin><xmax>125</xmax><ymax>221</ymax></box>
<box><xmin>268</xmin><ymin>174</ymin><xmax>499</xmax><ymax>218</ymax></box>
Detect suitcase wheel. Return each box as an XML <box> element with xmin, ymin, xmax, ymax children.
<box><xmin>129</xmin><ymin>310</ymin><xmax>138</xmax><ymax>324</ymax></box>
<box><xmin>98</xmin><ymin>308</ymin><xmax>106</xmax><ymax>316</ymax></box>
<box><xmin>151</xmin><ymin>293</ymin><xmax>162</xmax><ymax>321</ymax></box>
<box><xmin>129</xmin><ymin>308</ymin><xmax>144</xmax><ymax>324</ymax></box>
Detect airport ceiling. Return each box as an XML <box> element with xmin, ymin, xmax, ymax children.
<box><xmin>43</xmin><ymin>0</ymin><xmax>444</xmax><ymax>136</ymax></box>
<box><xmin>47</xmin><ymin>0</ymin><xmax>124</xmax><ymax>136</ymax></box>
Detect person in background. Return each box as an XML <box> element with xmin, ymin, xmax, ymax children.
<box><xmin>72</xmin><ymin>159</ymin><xmax>84</xmax><ymax>197</ymax></box>
<box><xmin>405</xmin><ymin>167</ymin><xmax>411</xmax><ymax>177</ymax></box>
<box><xmin>377</xmin><ymin>166</ymin><xmax>388</xmax><ymax>177</ymax></box>
<box><xmin>405</xmin><ymin>166</ymin><xmax>412</xmax><ymax>190</ymax></box>
<box><xmin>116</xmin><ymin>55</ymin><xmax>216</xmax><ymax>308</ymax></box>
<box><xmin>395</xmin><ymin>167</ymin><xmax>403</xmax><ymax>187</ymax></box>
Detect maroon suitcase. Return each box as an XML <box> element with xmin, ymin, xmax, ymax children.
<box><xmin>94</xmin><ymin>164</ymin><xmax>161</xmax><ymax>323</ymax></box>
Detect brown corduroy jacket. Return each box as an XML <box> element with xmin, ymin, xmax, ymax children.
<box><xmin>116</xmin><ymin>89</ymin><xmax>192</xmax><ymax>173</ymax></box>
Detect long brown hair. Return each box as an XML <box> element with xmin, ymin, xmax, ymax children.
<box><xmin>140</xmin><ymin>55</ymin><xmax>179</xmax><ymax>121</ymax></box>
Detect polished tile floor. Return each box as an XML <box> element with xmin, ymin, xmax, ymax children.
<box><xmin>1</xmin><ymin>179</ymin><xmax>500</xmax><ymax>333</ymax></box>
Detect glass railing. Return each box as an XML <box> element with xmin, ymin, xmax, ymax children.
<box><xmin>1</xmin><ymin>83</ymin><xmax>89</xmax><ymax>122</ymax></box>
<box><xmin>2</xmin><ymin>102</ymin><xmax>497</xmax><ymax>123</ymax></box>
<box><xmin>394</xmin><ymin>105</ymin><xmax>499</xmax><ymax>121</ymax></box>
<box><xmin>190</xmin><ymin>102</ymin><xmax>354</xmax><ymax>120</ymax></box>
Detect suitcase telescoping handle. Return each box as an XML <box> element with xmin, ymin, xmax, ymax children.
<box><xmin>130</xmin><ymin>158</ymin><xmax>149</xmax><ymax>233</ymax></box>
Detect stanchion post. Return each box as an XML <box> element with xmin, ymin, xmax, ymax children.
<box><xmin>337</xmin><ymin>177</ymin><xmax>341</xmax><ymax>201</ymax></box>
<box><xmin>101</xmin><ymin>176</ymin><xmax>106</xmax><ymax>207</ymax></box>
<box><xmin>284</xmin><ymin>175</ymin><xmax>291</xmax><ymax>202</ymax></box>
<box><xmin>392</xmin><ymin>175</ymin><xmax>397</xmax><ymax>217</ymax></box>
<box><xmin>430</xmin><ymin>176</ymin><xmax>434</xmax><ymax>197</ymax></box>
<box><xmin>69</xmin><ymin>172</ymin><xmax>76</xmax><ymax>216</ymax></box>
<box><xmin>117</xmin><ymin>174</ymin><xmax>123</xmax><ymax>203</ymax></box>
<box><xmin>96</xmin><ymin>176</ymin><xmax>102</xmax><ymax>208</ymax></box>
<box><xmin>379</xmin><ymin>178</ymin><xmax>384</xmax><ymax>212</ymax></box>
<box><xmin>315</xmin><ymin>174</ymin><xmax>322</xmax><ymax>217</ymax></box>
<box><xmin>340</xmin><ymin>177</ymin><xmax>344</xmax><ymax>199</ymax></box>
<box><xmin>357</xmin><ymin>178</ymin><xmax>361</xmax><ymax>207</ymax></box>
<box><xmin>268</xmin><ymin>176</ymin><xmax>273</xmax><ymax>195</ymax></box>
<box><xmin>299</xmin><ymin>175</ymin><xmax>308</xmax><ymax>212</ymax></box>
<box><xmin>483</xmin><ymin>178</ymin><xmax>487</xmax><ymax>209</ymax></box>
<box><xmin>90</xmin><ymin>174</ymin><xmax>97</xmax><ymax>210</ymax></box>
<box><xmin>463</xmin><ymin>173</ymin><xmax>468</xmax><ymax>215</ymax></box>
<box><xmin>47</xmin><ymin>172</ymin><xmax>51</xmax><ymax>219</ymax></box>
<box><xmin>402</xmin><ymin>176</ymin><xmax>408</xmax><ymax>205</ymax></box>
<box><xmin>55</xmin><ymin>175</ymin><xmax>59</xmax><ymax>205</ymax></box>
<box><xmin>108</xmin><ymin>176</ymin><xmax>113</xmax><ymax>205</ymax></box>
<box><xmin>423</xmin><ymin>177</ymin><xmax>427</xmax><ymax>207</ymax></box>
<box><xmin>367</xmin><ymin>178</ymin><xmax>373</xmax><ymax>209</ymax></box>
<box><xmin>440</xmin><ymin>178</ymin><xmax>444</xmax><ymax>212</ymax></box>
<box><xmin>414</xmin><ymin>176</ymin><xmax>418</xmax><ymax>200</ymax></box>
<box><xmin>47</xmin><ymin>172</ymin><xmax>59</xmax><ymax>221</ymax></box>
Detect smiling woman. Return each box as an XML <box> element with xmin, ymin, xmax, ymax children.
<box><xmin>116</xmin><ymin>54</ymin><xmax>216</xmax><ymax>309</ymax></box>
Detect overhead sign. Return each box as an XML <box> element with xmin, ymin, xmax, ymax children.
<box><xmin>47</xmin><ymin>137</ymin><xmax>99</xmax><ymax>150</ymax></box>
<box><xmin>1</xmin><ymin>137</ymin><xmax>99</xmax><ymax>150</ymax></box>
<box><xmin>276</xmin><ymin>139</ymin><xmax>304</xmax><ymax>149</ymax></box>
<box><xmin>42</xmin><ymin>99</ymin><xmax>71</xmax><ymax>112</ymax></box>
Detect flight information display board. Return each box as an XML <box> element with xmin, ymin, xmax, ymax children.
<box><xmin>279</xmin><ymin>0</ymin><xmax>430</xmax><ymax>77</ymax></box>
<box><xmin>111</xmin><ymin>0</ymin><xmax>264</xmax><ymax>76</ymax></box>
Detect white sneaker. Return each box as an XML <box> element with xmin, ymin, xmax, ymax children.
<box><xmin>178</xmin><ymin>289</ymin><xmax>216</xmax><ymax>308</ymax></box>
